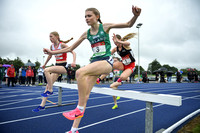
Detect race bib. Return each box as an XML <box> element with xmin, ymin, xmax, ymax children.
<box><xmin>92</xmin><ymin>41</ymin><xmax>106</xmax><ymax>57</ymax></box>
<box><xmin>122</xmin><ymin>54</ymin><xmax>131</xmax><ymax>65</ymax></box>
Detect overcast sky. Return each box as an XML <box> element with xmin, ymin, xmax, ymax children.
<box><xmin>0</xmin><ymin>0</ymin><xmax>200</xmax><ymax>70</ymax></box>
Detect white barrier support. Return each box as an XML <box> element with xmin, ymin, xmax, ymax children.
<box><xmin>53</xmin><ymin>82</ymin><xmax>182</xmax><ymax>133</ymax></box>
<box><xmin>45</xmin><ymin>86</ymin><xmax>76</xmax><ymax>109</ymax></box>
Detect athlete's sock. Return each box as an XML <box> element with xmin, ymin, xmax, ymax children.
<box><xmin>77</xmin><ymin>105</ymin><xmax>84</xmax><ymax>112</ymax></box>
<box><xmin>117</xmin><ymin>78</ymin><xmax>122</xmax><ymax>83</ymax></box>
<box><xmin>71</xmin><ymin>127</ymin><xmax>78</xmax><ymax>133</ymax></box>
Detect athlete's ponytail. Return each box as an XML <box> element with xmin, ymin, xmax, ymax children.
<box><xmin>86</xmin><ymin>8</ymin><xmax>102</xmax><ymax>24</ymax></box>
<box><xmin>50</xmin><ymin>31</ymin><xmax>73</xmax><ymax>44</ymax></box>
<box><xmin>60</xmin><ymin>37</ymin><xmax>73</xmax><ymax>44</ymax></box>
<box><xmin>122</xmin><ymin>33</ymin><xmax>137</xmax><ymax>41</ymax></box>
<box><xmin>98</xmin><ymin>18</ymin><xmax>102</xmax><ymax>24</ymax></box>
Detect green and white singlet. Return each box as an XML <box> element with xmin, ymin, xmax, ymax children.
<box><xmin>87</xmin><ymin>24</ymin><xmax>111</xmax><ymax>61</ymax></box>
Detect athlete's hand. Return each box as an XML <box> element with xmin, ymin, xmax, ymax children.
<box><xmin>112</xmin><ymin>33</ymin><xmax>119</xmax><ymax>45</ymax></box>
<box><xmin>43</xmin><ymin>48</ymin><xmax>52</xmax><ymax>55</ymax></box>
<box><xmin>42</xmin><ymin>65</ymin><xmax>45</xmax><ymax>69</ymax></box>
<box><xmin>132</xmin><ymin>5</ymin><xmax>141</xmax><ymax>16</ymax></box>
<box><xmin>71</xmin><ymin>62</ymin><xmax>76</xmax><ymax>67</ymax></box>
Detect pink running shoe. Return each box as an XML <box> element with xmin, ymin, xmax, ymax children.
<box><xmin>96</xmin><ymin>78</ymin><xmax>100</xmax><ymax>84</ymax></box>
<box><xmin>67</xmin><ymin>131</ymin><xmax>79</xmax><ymax>133</ymax></box>
<box><xmin>63</xmin><ymin>108</ymin><xmax>84</xmax><ymax>120</ymax></box>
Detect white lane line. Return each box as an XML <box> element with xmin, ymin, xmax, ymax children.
<box><xmin>0</xmin><ymin>95</ymin><xmax>111</xmax><ymax>111</ymax></box>
<box><xmin>0</xmin><ymin>99</ymin><xmax>133</xmax><ymax>125</ymax></box>
<box><xmin>78</xmin><ymin>104</ymin><xmax>162</xmax><ymax>131</ymax></box>
<box><xmin>0</xmin><ymin>92</ymin><xmax>103</xmax><ymax>107</ymax></box>
<box><xmin>0</xmin><ymin>95</ymin><xmax>199</xmax><ymax>125</ymax></box>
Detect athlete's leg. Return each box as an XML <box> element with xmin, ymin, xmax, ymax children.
<box><xmin>110</xmin><ymin>81</ymin><xmax>122</xmax><ymax>109</ymax></box>
<box><xmin>44</xmin><ymin>66</ymin><xmax>67</xmax><ymax>92</ymax></box>
<box><xmin>119</xmin><ymin>69</ymin><xmax>133</xmax><ymax>81</ymax></box>
<box><xmin>63</xmin><ymin>61</ymin><xmax>112</xmax><ymax>132</ymax></box>
<box><xmin>113</xmin><ymin>61</ymin><xmax>124</xmax><ymax>71</ymax></box>
<box><xmin>35</xmin><ymin>66</ymin><xmax>67</xmax><ymax>110</ymax></box>
<box><xmin>40</xmin><ymin>73</ymin><xmax>60</xmax><ymax>107</ymax></box>
<box><xmin>76</xmin><ymin>60</ymin><xmax>112</xmax><ymax>107</ymax></box>
<box><xmin>71</xmin><ymin>75</ymin><xmax>98</xmax><ymax>129</ymax></box>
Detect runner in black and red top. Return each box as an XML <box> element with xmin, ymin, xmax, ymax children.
<box><xmin>97</xmin><ymin>33</ymin><xmax>137</xmax><ymax>109</ymax></box>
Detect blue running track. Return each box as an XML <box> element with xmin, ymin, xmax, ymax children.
<box><xmin>0</xmin><ymin>83</ymin><xmax>200</xmax><ymax>133</ymax></box>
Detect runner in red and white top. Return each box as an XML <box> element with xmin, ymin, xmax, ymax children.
<box><xmin>32</xmin><ymin>31</ymin><xmax>76</xmax><ymax>112</ymax></box>
<box><xmin>51</xmin><ymin>42</ymin><xmax>67</xmax><ymax>62</ymax></box>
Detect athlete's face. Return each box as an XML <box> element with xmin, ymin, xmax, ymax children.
<box><xmin>85</xmin><ymin>11</ymin><xmax>98</xmax><ymax>26</ymax></box>
<box><xmin>49</xmin><ymin>34</ymin><xmax>58</xmax><ymax>43</ymax></box>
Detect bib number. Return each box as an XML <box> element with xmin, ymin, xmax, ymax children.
<box><xmin>92</xmin><ymin>41</ymin><xmax>106</xmax><ymax>57</ymax></box>
<box><xmin>122</xmin><ymin>54</ymin><xmax>131</xmax><ymax>65</ymax></box>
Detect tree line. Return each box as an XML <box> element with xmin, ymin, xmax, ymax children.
<box><xmin>133</xmin><ymin>59</ymin><xmax>199</xmax><ymax>76</ymax></box>
<box><xmin>0</xmin><ymin>57</ymin><xmax>199</xmax><ymax>76</ymax></box>
<box><xmin>0</xmin><ymin>57</ymin><xmax>81</xmax><ymax>72</ymax></box>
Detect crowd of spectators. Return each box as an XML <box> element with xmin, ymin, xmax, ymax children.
<box><xmin>0</xmin><ymin>64</ymin><xmax>47</xmax><ymax>87</ymax></box>
<box><xmin>0</xmin><ymin>63</ymin><xmax>78</xmax><ymax>87</ymax></box>
<box><xmin>0</xmin><ymin>63</ymin><xmax>199</xmax><ymax>87</ymax></box>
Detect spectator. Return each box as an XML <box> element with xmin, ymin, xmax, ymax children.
<box><xmin>21</xmin><ymin>67</ymin><xmax>26</xmax><ymax>85</ymax></box>
<box><xmin>160</xmin><ymin>71</ymin><xmax>165</xmax><ymax>83</ymax></box>
<box><xmin>67</xmin><ymin>66</ymin><xmax>72</xmax><ymax>84</ymax></box>
<box><xmin>155</xmin><ymin>72</ymin><xmax>159</xmax><ymax>83</ymax></box>
<box><xmin>37</xmin><ymin>67</ymin><xmax>44</xmax><ymax>85</ymax></box>
<box><xmin>4</xmin><ymin>68</ymin><xmax>9</xmax><ymax>85</ymax></box>
<box><xmin>7</xmin><ymin>64</ymin><xmax>15</xmax><ymax>87</ymax></box>
<box><xmin>0</xmin><ymin>64</ymin><xmax>5</xmax><ymax>88</ymax></box>
<box><xmin>26</xmin><ymin>66</ymin><xmax>33</xmax><ymax>86</ymax></box>
<box><xmin>142</xmin><ymin>71</ymin><xmax>148</xmax><ymax>83</ymax></box>
<box><xmin>194</xmin><ymin>71</ymin><xmax>199</xmax><ymax>83</ymax></box>
<box><xmin>191</xmin><ymin>70</ymin><xmax>196</xmax><ymax>82</ymax></box>
<box><xmin>187</xmin><ymin>69</ymin><xmax>193</xmax><ymax>82</ymax></box>
<box><xmin>167</xmin><ymin>72</ymin><xmax>173</xmax><ymax>83</ymax></box>
<box><xmin>32</xmin><ymin>67</ymin><xmax>37</xmax><ymax>85</ymax></box>
<box><xmin>18</xmin><ymin>66</ymin><xmax>23</xmax><ymax>85</ymax></box>
<box><xmin>176</xmin><ymin>70</ymin><xmax>182</xmax><ymax>83</ymax></box>
<box><xmin>14</xmin><ymin>71</ymin><xmax>18</xmax><ymax>84</ymax></box>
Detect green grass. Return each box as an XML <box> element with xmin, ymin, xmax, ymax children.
<box><xmin>192</xmin><ymin>124</ymin><xmax>200</xmax><ymax>133</ymax></box>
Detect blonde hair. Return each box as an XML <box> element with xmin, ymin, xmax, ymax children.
<box><xmin>116</xmin><ymin>33</ymin><xmax>137</xmax><ymax>41</ymax></box>
<box><xmin>86</xmin><ymin>8</ymin><xmax>102</xmax><ymax>24</ymax></box>
<box><xmin>50</xmin><ymin>31</ymin><xmax>73</xmax><ymax>43</ymax></box>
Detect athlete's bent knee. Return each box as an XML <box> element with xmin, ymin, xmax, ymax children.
<box><xmin>44</xmin><ymin>68</ymin><xmax>49</xmax><ymax>74</ymax></box>
<box><xmin>76</xmin><ymin>68</ymin><xmax>85</xmax><ymax>79</ymax></box>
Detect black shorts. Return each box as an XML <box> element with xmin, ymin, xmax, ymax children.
<box><xmin>55</xmin><ymin>62</ymin><xmax>68</xmax><ymax>72</ymax></box>
<box><xmin>90</xmin><ymin>56</ymin><xmax>113</xmax><ymax>67</ymax></box>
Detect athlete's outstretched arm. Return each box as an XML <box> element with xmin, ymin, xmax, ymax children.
<box><xmin>61</xmin><ymin>43</ymin><xmax>77</xmax><ymax>67</ymax></box>
<box><xmin>112</xmin><ymin>34</ymin><xmax>130</xmax><ymax>46</ymax></box>
<box><xmin>42</xmin><ymin>46</ymin><xmax>53</xmax><ymax>69</ymax></box>
<box><xmin>103</xmin><ymin>5</ymin><xmax>141</xmax><ymax>32</ymax></box>
<box><xmin>44</xmin><ymin>32</ymin><xmax>87</xmax><ymax>55</ymax></box>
